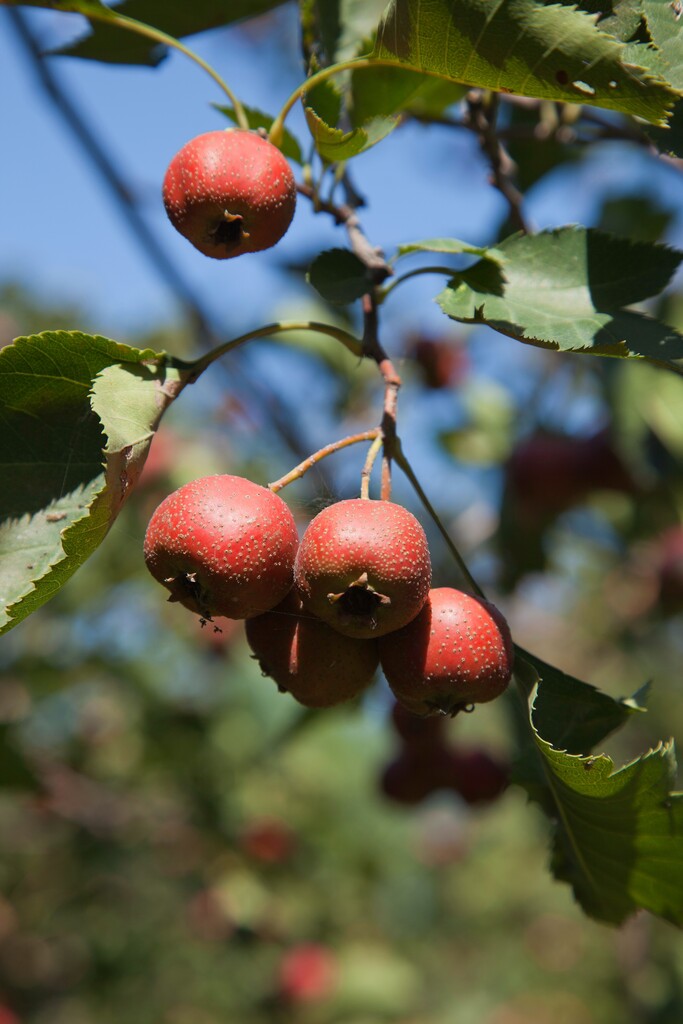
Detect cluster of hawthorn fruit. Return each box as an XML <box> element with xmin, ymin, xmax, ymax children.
<box><xmin>147</xmin><ymin>128</ymin><xmax>514</xmax><ymax>715</ymax></box>
<box><xmin>143</xmin><ymin>474</ymin><xmax>514</xmax><ymax>715</ymax></box>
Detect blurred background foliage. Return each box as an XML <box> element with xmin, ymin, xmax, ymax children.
<box><xmin>3</xmin><ymin>0</ymin><xmax>683</xmax><ymax>1020</ymax></box>
<box><xmin>2</xmin><ymin>263</ymin><xmax>683</xmax><ymax>1021</ymax></box>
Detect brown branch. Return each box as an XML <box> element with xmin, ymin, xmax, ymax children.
<box><xmin>465</xmin><ymin>91</ymin><xmax>530</xmax><ymax>234</ymax></box>
<box><xmin>296</xmin><ymin>181</ymin><xmax>393</xmax><ymax>284</ymax></box>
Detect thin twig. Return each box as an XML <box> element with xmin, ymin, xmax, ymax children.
<box><xmin>360</xmin><ymin>434</ymin><xmax>384</xmax><ymax>499</ymax></box>
<box><xmin>296</xmin><ymin>182</ymin><xmax>392</xmax><ymax>284</ymax></box>
<box><xmin>394</xmin><ymin>440</ymin><xmax>487</xmax><ymax>599</ymax></box>
<box><xmin>269</xmin><ymin>429</ymin><xmax>379</xmax><ymax>492</ymax></box>
<box><xmin>465</xmin><ymin>91</ymin><xmax>530</xmax><ymax>234</ymax></box>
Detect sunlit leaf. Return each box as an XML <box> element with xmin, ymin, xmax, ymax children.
<box><xmin>373</xmin><ymin>0</ymin><xmax>679</xmax><ymax>125</ymax></box>
<box><xmin>437</xmin><ymin>227</ymin><xmax>683</xmax><ymax>374</ymax></box>
<box><xmin>0</xmin><ymin>331</ymin><xmax>190</xmax><ymax>634</ymax></box>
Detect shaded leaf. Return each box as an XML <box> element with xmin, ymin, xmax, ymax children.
<box><xmin>213</xmin><ymin>104</ymin><xmax>304</xmax><ymax>164</ymax></box>
<box><xmin>518</xmin><ymin>648</ymin><xmax>648</xmax><ymax>755</ymax></box>
<box><xmin>437</xmin><ymin>227</ymin><xmax>683</xmax><ymax>374</ymax></box>
<box><xmin>43</xmin><ymin>0</ymin><xmax>290</xmax><ymax>66</ymax></box>
<box><xmin>300</xmin><ymin>0</ymin><xmax>387</xmax><ymax>64</ymax></box>
<box><xmin>308</xmin><ymin>249</ymin><xmax>372</xmax><ymax>303</ymax></box>
<box><xmin>351</xmin><ymin>63</ymin><xmax>466</xmax><ymax>124</ymax></box>
<box><xmin>373</xmin><ymin>0</ymin><xmax>679</xmax><ymax>126</ymax></box>
<box><xmin>513</xmin><ymin>653</ymin><xmax>683</xmax><ymax>926</ymax></box>
<box><xmin>0</xmin><ymin>331</ymin><xmax>190</xmax><ymax>634</ymax></box>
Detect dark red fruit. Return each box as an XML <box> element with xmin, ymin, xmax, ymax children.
<box><xmin>294</xmin><ymin>499</ymin><xmax>431</xmax><ymax>639</ymax></box>
<box><xmin>379</xmin><ymin>587</ymin><xmax>514</xmax><ymax>716</ymax></box>
<box><xmin>278</xmin><ymin>945</ymin><xmax>337</xmax><ymax>1004</ymax></box>
<box><xmin>656</xmin><ymin>526</ymin><xmax>683</xmax><ymax>614</ymax></box>
<box><xmin>245</xmin><ymin>592</ymin><xmax>379</xmax><ymax>708</ymax></box>
<box><xmin>390</xmin><ymin>700</ymin><xmax>447</xmax><ymax>748</ymax></box>
<box><xmin>448</xmin><ymin>749</ymin><xmax>510</xmax><ymax>805</ymax></box>
<box><xmin>239</xmin><ymin>818</ymin><xmax>297</xmax><ymax>863</ymax></box>
<box><xmin>143</xmin><ymin>474</ymin><xmax>298</xmax><ymax>620</ymax></box>
<box><xmin>407</xmin><ymin>333</ymin><xmax>468</xmax><ymax>389</ymax></box>
<box><xmin>163</xmin><ymin>129</ymin><xmax>296</xmax><ymax>259</ymax></box>
<box><xmin>505</xmin><ymin>429</ymin><xmax>633</xmax><ymax>522</ymax></box>
<box><xmin>380</xmin><ymin>745</ymin><xmax>456</xmax><ymax>805</ymax></box>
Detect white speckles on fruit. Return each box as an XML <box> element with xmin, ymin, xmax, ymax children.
<box><xmin>162</xmin><ymin>130</ymin><xmax>296</xmax><ymax>259</ymax></box>
<box><xmin>143</xmin><ymin>474</ymin><xmax>298</xmax><ymax>619</ymax></box>
<box><xmin>379</xmin><ymin>587</ymin><xmax>514</xmax><ymax>715</ymax></box>
<box><xmin>294</xmin><ymin>499</ymin><xmax>431</xmax><ymax>639</ymax></box>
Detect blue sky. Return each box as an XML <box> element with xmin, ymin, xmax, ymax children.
<box><xmin>3</xmin><ymin>6</ymin><xmax>683</xmax><ymax>364</ymax></box>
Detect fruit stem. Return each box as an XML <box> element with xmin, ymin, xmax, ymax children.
<box><xmin>92</xmin><ymin>8</ymin><xmax>250</xmax><ymax>130</ymax></box>
<box><xmin>393</xmin><ymin>440</ymin><xmax>487</xmax><ymax>600</ymax></box>
<box><xmin>380</xmin><ymin>266</ymin><xmax>462</xmax><ymax>302</ymax></box>
<box><xmin>269</xmin><ymin>429</ymin><xmax>380</xmax><ymax>492</ymax></box>
<box><xmin>268</xmin><ymin>57</ymin><xmax>411</xmax><ymax>148</ymax></box>
<box><xmin>360</xmin><ymin>434</ymin><xmax>384</xmax><ymax>499</ymax></box>
<box><xmin>187</xmin><ymin>321</ymin><xmax>363</xmax><ymax>382</ymax></box>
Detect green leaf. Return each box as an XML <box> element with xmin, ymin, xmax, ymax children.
<box><xmin>642</xmin><ymin>0</ymin><xmax>683</xmax><ymax>90</ymax></box>
<box><xmin>304</xmin><ymin>96</ymin><xmax>399</xmax><ymax>161</ymax></box>
<box><xmin>395</xmin><ymin>238</ymin><xmax>504</xmax><ymax>262</ymax></box>
<box><xmin>213</xmin><ymin>104</ymin><xmax>304</xmax><ymax>164</ymax></box>
<box><xmin>436</xmin><ymin>227</ymin><xmax>683</xmax><ymax>374</ymax></box>
<box><xmin>373</xmin><ymin>0</ymin><xmax>679</xmax><ymax>126</ymax></box>
<box><xmin>514</xmin><ymin>654</ymin><xmax>683</xmax><ymax>926</ymax></box>
<box><xmin>308</xmin><ymin>249</ymin><xmax>372</xmax><ymax>304</ymax></box>
<box><xmin>0</xmin><ymin>331</ymin><xmax>190</xmax><ymax>635</ymax></box>
<box><xmin>300</xmin><ymin>0</ymin><xmax>387</xmax><ymax>64</ymax></box>
<box><xmin>350</xmin><ymin>64</ymin><xmax>466</xmax><ymax>124</ymax></box>
<box><xmin>517</xmin><ymin>649</ymin><xmax>648</xmax><ymax>756</ymax></box>
<box><xmin>40</xmin><ymin>0</ymin><xmax>290</xmax><ymax>66</ymax></box>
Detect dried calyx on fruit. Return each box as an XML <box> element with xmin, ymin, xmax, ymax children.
<box><xmin>163</xmin><ymin>129</ymin><xmax>296</xmax><ymax>259</ymax></box>
<box><xmin>245</xmin><ymin>592</ymin><xmax>379</xmax><ymax>708</ymax></box>
<box><xmin>379</xmin><ymin>587</ymin><xmax>514</xmax><ymax>716</ymax></box>
<box><xmin>294</xmin><ymin>498</ymin><xmax>432</xmax><ymax>639</ymax></box>
<box><xmin>143</xmin><ymin>474</ymin><xmax>298</xmax><ymax>620</ymax></box>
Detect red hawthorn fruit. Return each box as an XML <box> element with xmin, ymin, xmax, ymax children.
<box><xmin>505</xmin><ymin>429</ymin><xmax>634</xmax><ymax>521</ymax></box>
<box><xmin>407</xmin><ymin>333</ymin><xmax>468</xmax><ymax>389</ymax></box>
<box><xmin>380</xmin><ymin>745</ymin><xmax>456</xmax><ymax>805</ymax></box>
<box><xmin>294</xmin><ymin>499</ymin><xmax>432</xmax><ymax>639</ymax></box>
<box><xmin>379</xmin><ymin>587</ymin><xmax>514</xmax><ymax>716</ymax></box>
<box><xmin>163</xmin><ymin>129</ymin><xmax>296</xmax><ymax>259</ymax></box>
<box><xmin>448</xmin><ymin>748</ymin><xmax>510</xmax><ymax>805</ymax></box>
<box><xmin>278</xmin><ymin>945</ymin><xmax>337</xmax><ymax>1004</ymax></box>
<box><xmin>390</xmin><ymin>700</ymin><xmax>447</xmax><ymax>748</ymax></box>
<box><xmin>239</xmin><ymin>818</ymin><xmax>297</xmax><ymax>864</ymax></box>
<box><xmin>143</xmin><ymin>474</ymin><xmax>298</xmax><ymax>620</ymax></box>
<box><xmin>245</xmin><ymin>591</ymin><xmax>379</xmax><ymax>707</ymax></box>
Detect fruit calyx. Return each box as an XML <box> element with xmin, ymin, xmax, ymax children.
<box><xmin>163</xmin><ymin>569</ymin><xmax>212</xmax><ymax>619</ymax></box>
<box><xmin>327</xmin><ymin>572</ymin><xmax>391</xmax><ymax>631</ymax></box>
<box><xmin>209</xmin><ymin>211</ymin><xmax>249</xmax><ymax>253</ymax></box>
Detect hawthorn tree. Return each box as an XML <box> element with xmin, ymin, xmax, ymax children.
<box><xmin>2</xmin><ymin>0</ymin><xmax>683</xmax><ymax>943</ymax></box>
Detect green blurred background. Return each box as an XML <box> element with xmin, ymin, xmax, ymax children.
<box><xmin>4</xmin><ymin>2</ymin><xmax>683</xmax><ymax>1021</ymax></box>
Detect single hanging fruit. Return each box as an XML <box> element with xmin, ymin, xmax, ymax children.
<box><xmin>294</xmin><ymin>498</ymin><xmax>432</xmax><ymax>639</ymax></box>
